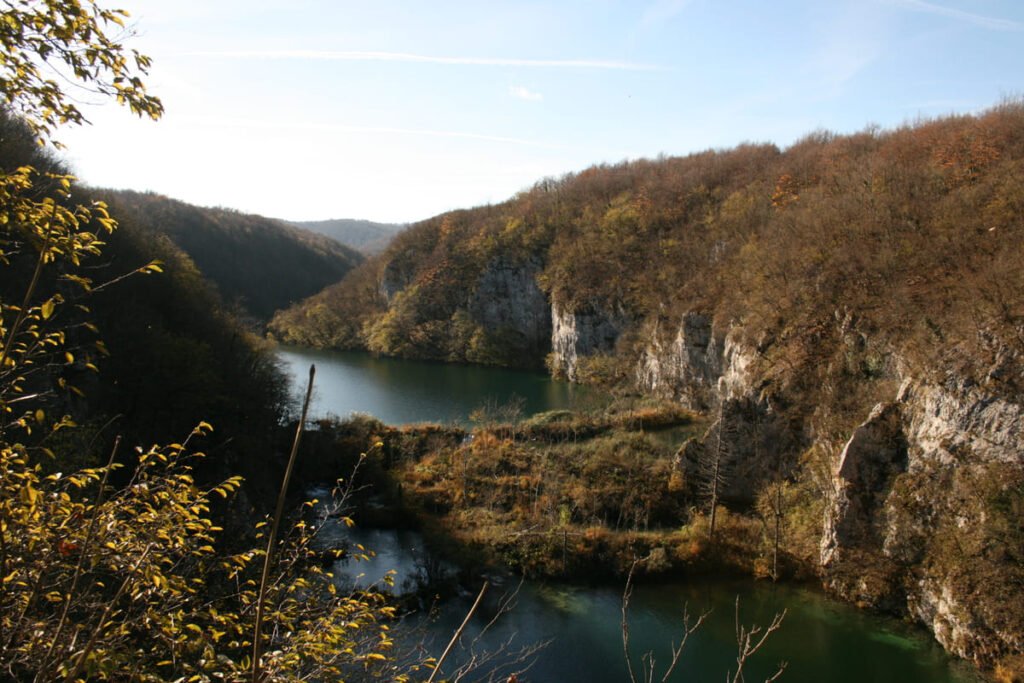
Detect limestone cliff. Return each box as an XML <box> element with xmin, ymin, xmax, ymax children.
<box><xmin>634</xmin><ymin>313</ymin><xmax>803</xmax><ymax>510</ymax></box>
<box><xmin>635</xmin><ymin>314</ymin><xmax>759</xmax><ymax>410</ymax></box>
<box><xmin>632</xmin><ymin>311</ymin><xmax>1023</xmax><ymax>669</ymax></box>
<box><xmin>466</xmin><ymin>256</ymin><xmax>550</xmax><ymax>362</ymax></box>
<box><xmin>549</xmin><ymin>302</ymin><xmax>629</xmax><ymax>381</ymax></box>
<box><xmin>820</xmin><ymin>374</ymin><xmax>1024</xmax><ymax>667</ymax></box>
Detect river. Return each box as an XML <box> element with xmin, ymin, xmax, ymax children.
<box><xmin>280</xmin><ymin>347</ymin><xmax>981</xmax><ymax>682</ymax></box>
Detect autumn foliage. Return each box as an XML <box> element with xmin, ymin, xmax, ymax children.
<box><xmin>272</xmin><ymin>103</ymin><xmax>1024</xmax><ymax>415</ymax></box>
<box><xmin>0</xmin><ymin>2</ymin><xmax>409</xmax><ymax>680</ymax></box>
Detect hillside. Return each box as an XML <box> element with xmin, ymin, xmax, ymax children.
<box><xmin>271</xmin><ymin>103</ymin><xmax>1024</xmax><ymax>670</ymax></box>
<box><xmin>273</xmin><ymin>103</ymin><xmax>1024</xmax><ymax>387</ymax></box>
<box><xmin>0</xmin><ymin>111</ymin><xmax>289</xmax><ymax>483</ymax></box>
<box><xmin>106</xmin><ymin>191</ymin><xmax>364</xmax><ymax>321</ymax></box>
<box><xmin>287</xmin><ymin>217</ymin><xmax>405</xmax><ymax>255</ymax></box>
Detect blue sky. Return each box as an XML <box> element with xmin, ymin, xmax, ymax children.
<box><xmin>60</xmin><ymin>0</ymin><xmax>1024</xmax><ymax>223</ymax></box>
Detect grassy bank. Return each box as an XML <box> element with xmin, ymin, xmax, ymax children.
<box><xmin>305</xmin><ymin>405</ymin><xmax>824</xmax><ymax>585</ymax></box>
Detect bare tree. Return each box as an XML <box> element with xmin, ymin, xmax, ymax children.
<box><xmin>699</xmin><ymin>401</ymin><xmax>737</xmax><ymax>541</ymax></box>
<box><xmin>426</xmin><ymin>580</ymin><xmax>549</xmax><ymax>683</ymax></box>
<box><xmin>622</xmin><ymin>555</ymin><xmax>787</xmax><ymax>683</ymax></box>
<box><xmin>622</xmin><ymin>556</ymin><xmax>709</xmax><ymax>683</ymax></box>
<box><xmin>728</xmin><ymin>597</ymin><xmax>787</xmax><ymax>683</ymax></box>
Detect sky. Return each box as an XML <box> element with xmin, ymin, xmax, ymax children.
<box><xmin>58</xmin><ymin>0</ymin><xmax>1024</xmax><ymax>224</ymax></box>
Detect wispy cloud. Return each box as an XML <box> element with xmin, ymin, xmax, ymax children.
<box><xmin>180</xmin><ymin>115</ymin><xmax>564</xmax><ymax>148</ymax></box>
<box><xmin>889</xmin><ymin>0</ymin><xmax>1023</xmax><ymax>31</ymax></box>
<box><xmin>183</xmin><ymin>49</ymin><xmax>662</xmax><ymax>71</ymax></box>
<box><xmin>508</xmin><ymin>85</ymin><xmax>543</xmax><ymax>101</ymax></box>
<box><xmin>813</xmin><ymin>40</ymin><xmax>880</xmax><ymax>92</ymax></box>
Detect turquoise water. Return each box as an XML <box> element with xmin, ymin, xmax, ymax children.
<box><xmin>288</xmin><ymin>350</ymin><xmax>980</xmax><ymax>682</ymax></box>
<box><xmin>319</xmin><ymin>523</ymin><xmax>980</xmax><ymax>683</ymax></box>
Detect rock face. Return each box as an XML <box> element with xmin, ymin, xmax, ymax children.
<box><xmin>637</xmin><ymin>314</ymin><xmax>800</xmax><ymax>504</ymax></box>
<box><xmin>898</xmin><ymin>376</ymin><xmax>1024</xmax><ymax>467</ymax></box>
<box><xmin>636</xmin><ymin>314</ymin><xmax>723</xmax><ymax>409</ymax></box>
<box><xmin>636</xmin><ymin>313</ymin><xmax>757</xmax><ymax>410</ymax></box>
<box><xmin>820</xmin><ymin>375</ymin><xmax>1024</xmax><ymax>666</ymax></box>
<box><xmin>467</xmin><ymin>256</ymin><xmax>550</xmax><ymax>361</ymax></box>
<box><xmin>632</xmin><ymin>311</ymin><xmax>1023</xmax><ymax>668</ymax></box>
<box><xmin>818</xmin><ymin>402</ymin><xmax>909</xmax><ymax>611</ymax></box>
<box><xmin>549</xmin><ymin>302</ymin><xmax>626</xmax><ymax>381</ymax></box>
<box><xmin>379</xmin><ymin>256</ymin><xmax>412</xmax><ymax>303</ymax></box>
<box><xmin>820</xmin><ymin>402</ymin><xmax>907</xmax><ymax>567</ymax></box>
<box><xmin>893</xmin><ymin>377</ymin><xmax>1024</xmax><ymax>666</ymax></box>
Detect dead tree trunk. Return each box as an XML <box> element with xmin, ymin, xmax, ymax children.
<box><xmin>700</xmin><ymin>401</ymin><xmax>733</xmax><ymax>542</ymax></box>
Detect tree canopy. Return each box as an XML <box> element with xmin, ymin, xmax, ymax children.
<box><xmin>0</xmin><ymin>0</ymin><xmax>162</xmax><ymax>143</ymax></box>
<box><xmin>0</xmin><ymin>3</ymin><xmax>412</xmax><ymax>680</ymax></box>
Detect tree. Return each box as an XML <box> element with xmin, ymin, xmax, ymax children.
<box><xmin>698</xmin><ymin>401</ymin><xmax>736</xmax><ymax>541</ymax></box>
<box><xmin>0</xmin><ymin>0</ymin><xmax>163</xmax><ymax>144</ymax></box>
<box><xmin>621</xmin><ymin>555</ymin><xmax>786</xmax><ymax>683</ymax></box>
<box><xmin>0</xmin><ymin>3</ymin><xmax>412</xmax><ymax>681</ymax></box>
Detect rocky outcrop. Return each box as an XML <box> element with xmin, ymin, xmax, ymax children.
<box><xmin>636</xmin><ymin>314</ymin><xmax>722</xmax><ymax>409</ymax></box>
<box><xmin>893</xmin><ymin>376</ymin><xmax>1024</xmax><ymax>665</ymax></box>
<box><xmin>549</xmin><ymin>302</ymin><xmax>627</xmax><ymax>381</ymax></box>
<box><xmin>637</xmin><ymin>314</ymin><xmax>801</xmax><ymax>505</ymax></box>
<box><xmin>550</xmin><ymin>300</ymin><xmax>1022</xmax><ymax>668</ymax></box>
<box><xmin>635</xmin><ymin>314</ymin><xmax>757</xmax><ymax>410</ymax></box>
<box><xmin>379</xmin><ymin>258</ymin><xmax>410</xmax><ymax>303</ymax></box>
<box><xmin>637</xmin><ymin>312</ymin><xmax>1023</xmax><ymax>667</ymax></box>
<box><xmin>467</xmin><ymin>256</ymin><xmax>550</xmax><ymax>360</ymax></box>
<box><xmin>897</xmin><ymin>376</ymin><xmax>1024</xmax><ymax>467</ymax></box>
<box><xmin>820</xmin><ymin>402</ymin><xmax>907</xmax><ymax>567</ymax></box>
<box><xmin>818</xmin><ymin>402</ymin><xmax>909</xmax><ymax>610</ymax></box>
<box><xmin>821</xmin><ymin>373</ymin><xmax>1024</xmax><ymax>666</ymax></box>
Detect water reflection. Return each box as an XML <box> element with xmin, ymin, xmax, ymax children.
<box><xmin>315</xmin><ymin>518</ymin><xmax>980</xmax><ymax>683</ymax></box>
<box><xmin>287</xmin><ymin>350</ymin><xmax>979</xmax><ymax>682</ymax></box>
<box><xmin>277</xmin><ymin>346</ymin><xmax>603</xmax><ymax>425</ymax></box>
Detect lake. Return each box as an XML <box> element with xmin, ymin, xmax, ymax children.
<box><xmin>284</xmin><ymin>348</ymin><xmax>980</xmax><ymax>683</ymax></box>
<box><xmin>277</xmin><ymin>345</ymin><xmax>603</xmax><ymax>425</ymax></box>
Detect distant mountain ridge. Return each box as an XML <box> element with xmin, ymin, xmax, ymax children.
<box><xmin>106</xmin><ymin>191</ymin><xmax>364</xmax><ymax>321</ymax></box>
<box><xmin>287</xmin><ymin>218</ymin><xmax>406</xmax><ymax>255</ymax></box>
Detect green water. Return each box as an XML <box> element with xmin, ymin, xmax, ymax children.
<box><xmin>287</xmin><ymin>350</ymin><xmax>981</xmax><ymax>682</ymax></box>
<box><xmin>321</xmin><ymin>523</ymin><xmax>980</xmax><ymax>683</ymax></box>
<box><xmin>277</xmin><ymin>345</ymin><xmax>603</xmax><ymax>425</ymax></box>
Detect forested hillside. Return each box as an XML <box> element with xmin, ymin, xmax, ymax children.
<box><xmin>0</xmin><ymin>111</ymin><xmax>288</xmax><ymax>476</ymax></box>
<box><xmin>272</xmin><ymin>103</ymin><xmax>1024</xmax><ymax>671</ymax></box>
<box><xmin>288</xmin><ymin>217</ymin><xmax>405</xmax><ymax>255</ymax></box>
<box><xmin>0</xmin><ymin>2</ymin><xmax>403</xmax><ymax>677</ymax></box>
<box><xmin>106</xmin><ymin>191</ymin><xmax>364</xmax><ymax>321</ymax></box>
<box><xmin>272</xmin><ymin>103</ymin><xmax>1023</xmax><ymax>391</ymax></box>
